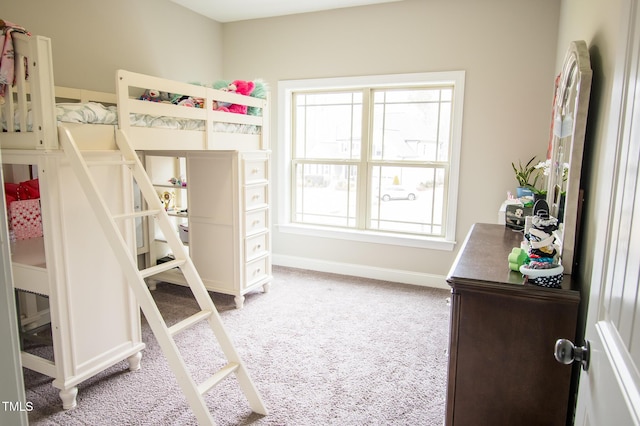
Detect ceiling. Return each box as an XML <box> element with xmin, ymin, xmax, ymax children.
<box><xmin>171</xmin><ymin>0</ymin><xmax>405</xmax><ymax>23</ymax></box>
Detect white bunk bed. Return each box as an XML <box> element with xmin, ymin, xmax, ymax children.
<box><xmin>1</xmin><ymin>31</ymin><xmax>272</xmax><ymax>413</ymax></box>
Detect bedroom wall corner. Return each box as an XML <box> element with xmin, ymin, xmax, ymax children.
<box><xmin>1</xmin><ymin>0</ymin><xmax>224</xmax><ymax>92</ymax></box>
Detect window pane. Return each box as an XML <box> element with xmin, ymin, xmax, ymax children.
<box><xmin>294</xmin><ymin>92</ymin><xmax>362</xmax><ymax>160</ymax></box>
<box><xmin>437</xmin><ymin>102</ymin><xmax>452</xmax><ymax>162</ymax></box>
<box><xmin>374</xmin><ymin>88</ymin><xmax>442</xmax><ymax>103</ymax></box>
<box><xmin>294</xmin><ymin>163</ymin><xmax>357</xmax><ymax>227</ymax></box>
<box><xmin>370</xmin><ymin>165</ymin><xmax>446</xmax><ymax>236</ymax></box>
<box><xmin>372</xmin><ymin>88</ymin><xmax>452</xmax><ymax>162</ymax></box>
<box><xmin>287</xmin><ymin>73</ymin><xmax>463</xmax><ymax>240</ymax></box>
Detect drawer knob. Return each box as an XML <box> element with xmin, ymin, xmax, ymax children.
<box><xmin>554</xmin><ymin>339</ymin><xmax>590</xmax><ymax>371</ymax></box>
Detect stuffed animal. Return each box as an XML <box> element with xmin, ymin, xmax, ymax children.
<box><xmin>247</xmin><ymin>79</ymin><xmax>267</xmax><ymax>116</ymax></box>
<box><xmin>140</xmin><ymin>89</ymin><xmax>180</xmax><ymax>104</ymax></box>
<box><xmin>213</xmin><ymin>80</ymin><xmax>255</xmax><ymax>114</ymax></box>
<box><xmin>177</xmin><ymin>96</ymin><xmax>204</xmax><ymax>108</ymax></box>
<box><xmin>212</xmin><ymin>82</ymin><xmax>233</xmax><ymax>111</ymax></box>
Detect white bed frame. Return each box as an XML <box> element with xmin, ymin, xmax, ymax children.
<box><xmin>1</xmin><ymin>32</ymin><xmax>272</xmax><ymax>411</ymax></box>
<box><xmin>116</xmin><ymin>69</ymin><xmax>269</xmax><ymax>151</ymax></box>
<box><xmin>1</xmin><ymin>34</ymin><xmax>269</xmax><ymax>152</ymax></box>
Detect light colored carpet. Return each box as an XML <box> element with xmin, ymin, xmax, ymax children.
<box><xmin>24</xmin><ymin>266</ymin><xmax>451</xmax><ymax>425</ymax></box>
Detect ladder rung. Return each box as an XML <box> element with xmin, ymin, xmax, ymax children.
<box><xmin>168</xmin><ymin>310</ymin><xmax>213</xmax><ymax>337</ymax></box>
<box><xmin>112</xmin><ymin>209</ymin><xmax>162</xmax><ymax>221</ymax></box>
<box><xmin>140</xmin><ymin>259</ymin><xmax>185</xmax><ymax>278</ymax></box>
<box><xmin>197</xmin><ymin>363</ymin><xmax>239</xmax><ymax>395</ymax></box>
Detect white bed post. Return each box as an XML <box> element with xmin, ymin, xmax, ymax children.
<box><xmin>14</xmin><ymin>34</ymin><xmax>57</xmax><ymax>150</ymax></box>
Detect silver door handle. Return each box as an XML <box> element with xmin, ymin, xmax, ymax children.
<box><xmin>554</xmin><ymin>339</ymin><xmax>590</xmax><ymax>371</ymax></box>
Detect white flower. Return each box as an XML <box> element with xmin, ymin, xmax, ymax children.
<box><xmin>535</xmin><ymin>159</ymin><xmax>568</xmax><ymax>181</ymax></box>
<box><xmin>535</xmin><ymin>159</ymin><xmax>551</xmax><ymax>176</ymax></box>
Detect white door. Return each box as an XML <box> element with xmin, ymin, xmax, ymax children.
<box><xmin>573</xmin><ymin>0</ymin><xmax>640</xmax><ymax>423</ymax></box>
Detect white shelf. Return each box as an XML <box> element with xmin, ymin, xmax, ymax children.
<box><xmin>11</xmin><ymin>236</ymin><xmax>46</xmax><ymax>268</ymax></box>
<box><xmin>153</xmin><ymin>184</ymin><xmax>187</xmax><ymax>190</ymax></box>
<box><xmin>167</xmin><ymin>211</ymin><xmax>188</xmax><ymax>218</ymax></box>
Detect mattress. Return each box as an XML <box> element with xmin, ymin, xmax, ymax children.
<box><xmin>3</xmin><ymin>102</ymin><xmax>261</xmax><ymax>134</ymax></box>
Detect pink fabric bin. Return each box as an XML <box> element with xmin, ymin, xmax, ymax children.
<box><xmin>9</xmin><ymin>199</ymin><xmax>43</xmax><ymax>240</ymax></box>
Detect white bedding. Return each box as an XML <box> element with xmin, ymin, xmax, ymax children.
<box><xmin>3</xmin><ymin>102</ymin><xmax>261</xmax><ymax>134</ymax></box>
<box><xmin>57</xmin><ymin>102</ymin><xmax>118</xmax><ymax>125</ymax></box>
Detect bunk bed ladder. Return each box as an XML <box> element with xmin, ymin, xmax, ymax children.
<box><xmin>58</xmin><ymin>126</ymin><xmax>267</xmax><ymax>426</ymax></box>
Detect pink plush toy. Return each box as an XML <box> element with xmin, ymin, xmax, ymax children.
<box><xmin>214</xmin><ymin>80</ymin><xmax>255</xmax><ymax>114</ymax></box>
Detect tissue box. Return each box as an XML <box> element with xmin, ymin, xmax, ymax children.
<box><xmin>9</xmin><ymin>199</ymin><xmax>43</xmax><ymax>240</ymax></box>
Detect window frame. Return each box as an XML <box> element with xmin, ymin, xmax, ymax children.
<box><xmin>277</xmin><ymin>71</ymin><xmax>465</xmax><ymax>251</ymax></box>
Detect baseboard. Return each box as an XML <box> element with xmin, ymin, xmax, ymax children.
<box><xmin>272</xmin><ymin>254</ymin><xmax>450</xmax><ymax>290</ymax></box>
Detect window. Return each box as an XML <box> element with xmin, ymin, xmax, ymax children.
<box><xmin>278</xmin><ymin>72</ymin><xmax>465</xmax><ymax>250</ymax></box>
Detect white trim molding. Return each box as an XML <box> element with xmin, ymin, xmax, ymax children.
<box><xmin>272</xmin><ymin>253</ymin><xmax>450</xmax><ymax>290</ymax></box>
<box><xmin>277</xmin><ymin>223</ymin><xmax>456</xmax><ymax>250</ymax></box>
<box><xmin>277</xmin><ymin>71</ymin><xmax>465</xmax><ymax>249</ymax></box>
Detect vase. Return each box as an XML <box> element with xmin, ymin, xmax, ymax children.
<box><xmin>516</xmin><ymin>187</ymin><xmax>533</xmax><ymax>198</ymax></box>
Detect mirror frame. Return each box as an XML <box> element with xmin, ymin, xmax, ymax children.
<box><xmin>546</xmin><ymin>40</ymin><xmax>592</xmax><ymax>274</ymax></box>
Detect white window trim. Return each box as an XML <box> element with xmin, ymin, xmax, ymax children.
<box><xmin>277</xmin><ymin>71</ymin><xmax>465</xmax><ymax>251</ymax></box>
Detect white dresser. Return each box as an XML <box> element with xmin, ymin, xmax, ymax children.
<box><xmin>144</xmin><ymin>150</ymin><xmax>272</xmax><ymax>308</ymax></box>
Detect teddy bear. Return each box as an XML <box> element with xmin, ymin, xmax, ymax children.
<box><xmin>213</xmin><ymin>80</ymin><xmax>255</xmax><ymax>114</ymax></box>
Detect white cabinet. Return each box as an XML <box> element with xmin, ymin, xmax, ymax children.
<box><xmin>144</xmin><ymin>150</ymin><xmax>271</xmax><ymax>308</ymax></box>
<box><xmin>2</xmin><ymin>151</ymin><xmax>144</xmax><ymax>410</ymax></box>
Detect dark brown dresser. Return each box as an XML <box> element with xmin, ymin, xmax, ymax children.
<box><xmin>445</xmin><ymin>223</ymin><xmax>580</xmax><ymax>426</ymax></box>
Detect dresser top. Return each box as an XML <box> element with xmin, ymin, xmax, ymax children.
<box><xmin>447</xmin><ymin>223</ymin><xmax>579</xmax><ymax>299</ymax></box>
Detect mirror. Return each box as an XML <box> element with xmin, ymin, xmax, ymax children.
<box><xmin>546</xmin><ymin>41</ymin><xmax>592</xmax><ymax>274</ymax></box>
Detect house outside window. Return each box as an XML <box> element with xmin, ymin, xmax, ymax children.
<box><xmin>278</xmin><ymin>72</ymin><xmax>465</xmax><ymax>250</ymax></box>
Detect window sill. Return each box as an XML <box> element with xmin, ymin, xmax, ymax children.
<box><xmin>276</xmin><ymin>223</ymin><xmax>456</xmax><ymax>251</ymax></box>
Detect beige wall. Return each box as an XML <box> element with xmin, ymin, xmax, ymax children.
<box><xmin>223</xmin><ymin>0</ymin><xmax>561</xmax><ymax>280</ymax></box>
<box><xmin>555</xmin><ymin>0</ymin><xmax>625</xmax><ymax>338</ymax></box>
<box><xmin>549</xmin><ymin>0</ymin><xmax>628</xmax><ymax>414</ymax></box>
<box><xmin>0</xmin><ymin>0</ymin><xmax>223</xmax><ymax>92</ymax></box>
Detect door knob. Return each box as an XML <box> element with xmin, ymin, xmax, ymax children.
<box><xmin>554</xmin><ymin>339</ymin><xmax>590</xmax><ymax>371</ymax></box>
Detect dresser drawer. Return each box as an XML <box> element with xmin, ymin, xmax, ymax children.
<box><xmin>243</xmin><ymin>158</ymin><xmax>268</xmax><ymax>185</ymax></box>
<box><xmin>244</xmin><ymin>185</ymin><xmax>268</xmax><ymax>211</ymax></box>
<box><xmin>245</xmin><ymin>209</ymin><xmax>268</xmax><ymax>235</ymax></box>
<box><xmin>245</xmin><ymin>256</ymin><xmax>269</xmax><ymax>288</ymax></box>
<box><xmin>245</xmin><ymin>232</ymin><xmax>268</xmax><ymax>261</ymax></box>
